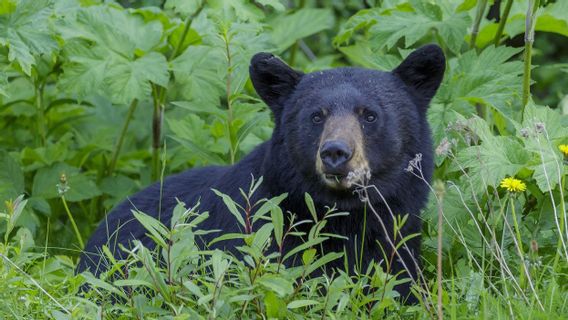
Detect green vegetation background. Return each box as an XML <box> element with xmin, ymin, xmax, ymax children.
<box><xmin>0</xmin><ymin>0</ymin><xmax>567</xmax><ymax>318</ymax></box>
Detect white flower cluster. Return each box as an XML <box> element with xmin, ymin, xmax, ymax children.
<box><xmin>346</xmin><ymin>168</ymin><xmax>371</xmax><ymax>186</ymax></box>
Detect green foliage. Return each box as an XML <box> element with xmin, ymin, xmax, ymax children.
<box><xmin>0</xmin><ymin>0</ymin><xmax>567</xmax><ymax>319</ymax></box>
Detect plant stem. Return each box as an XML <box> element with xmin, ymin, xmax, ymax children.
<box><xmin>357</xmin><ymin>204</ymin><xmax>367</xmax><ymax>273</ymax></box>
<box><xmin>521</xmin><ymin>0</ymin><xmax>539</xmax><ymax>114</ymax></box>
<box><xmin>150</xmin><ymin>3</ymin><xmax>206</xmax><ymax>181</ymax></box>
<box><xmin>508</xmin><ymin>196</ymin><xmax>526</xmax><ymax>287</ymax></box>
<box><xmin>522</xmin><ymin>43</ymin><xmax>533</xmax><ymax>108</ymax></box>
<box><xmin>108</xmin><ymin>99</ymin><xmax>138</xmax><ymax>176</ymax></box>
<box><xmin>222</xmin><ymin>28</ymin><xmax>236</xmax><ymax>164</ymax></box>
<box><xmin>435</xmin><ymin>181</ymin><xmax>445</xmax><ymax>320</ymax></box>
<box><xmin>152</xmin><ymin>100</ymin><xmax>164</xmax><ymax>181</ymax></box>
<box><xmin>493</xmin><ymin>0</ymin><xmax>513</xmax><ymax>46</ymax></box>
<box><xmin>552</xmin><ymin>174</ymin><xmax>566</xmax><ymax>271</ymax></box>
<box><xmin>470</xmin><ymin>0</ymin><xmax>488</xmax><ymax>49</ymax></box>
<box><xmin>35</xmin><ymin>81</ymin><xmax>47</xmax><ymax>147</ymax></box>
<box><xmin>61</xmin><ymin>195</ymin><xmax>84</xmax><ymax>249</ymax></box>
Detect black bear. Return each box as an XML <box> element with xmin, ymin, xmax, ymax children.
<box><xmin>78</xmin><ymin>44</ymin><xmax>445</xmax><ymax>303</ymax></box>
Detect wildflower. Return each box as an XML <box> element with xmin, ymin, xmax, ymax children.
<box><xmin>405</xmin><ymin>153</ymin><xmax>423</xmax><ymax>173</ymax></box>
<box><xmin>500</xmin><ymin>177</ymin><xmax>526</xmax><ymax>193</ymax></box>
<box><xmin>435</xmin><ymin>137</ymin><xmax>452</xmax><ymax>156</ymax></box>
<box><xmin>347</xmin><ymin>168</ymin><xmax>371</xmax><ymax>186</ymax></box>
<box><xmin>57</xmin><ymin>173</ymin><xmax>70</xmax><ymax>196</ymax></box>
<box><xmin>559</xmin><ymin>144</ymin><xmax>568</xmax><ymax>157</ymax></box>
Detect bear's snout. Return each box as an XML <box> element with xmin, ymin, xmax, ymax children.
<box><xmin>320</xmin><ymin>140</ymin><xmax>353</xmax><ymax>173</ymax></box>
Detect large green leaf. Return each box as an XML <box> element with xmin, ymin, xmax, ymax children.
<box><xmin>270</xmin><ymin>8</ymin><xmax>334</xmax><ymax>52</ymax></box>
<box><xmin>58</xmin><ymin>41</ymin><xmax>110</xmax><ymax>99</ymax></box>
<box><xmin>32</xmin><ymin>163</ymin><xmax>101</xmax><ymax>202</ymax></box>
<box><xmin>519</xmin><ymin>103</ymin><xmax>568</xmax><ymax>192</ymax></box>
<box><xmin>164</xmin><ymin>0</ymin><xmax>204</xmax><ymax>17</ymax></box>
<box><xmin>171</xmin><ymin>45</ymin><xmax>225</xmax><ymax>105</ymax></box>
<box><xmin>0</xmin><ymin>152</ymin><xmax>25</xmax><ymax>204</ymax></box>
<box><xmin>58</xmin><ymin>5</ymin><xmax>167</xmax><ymax>103</ymax></box>
<box><xmin>335</xmin><ymin>0</ymin><xmax>470</xmax><ymax>54</ymax></box>
<box><xmin>436</xmin><ymin>46</ymin><xmax>523</xmax><ymax>121</ymax></box>
<box><xmin>508</xmin><ymin>1</ymin><xmax>568</xmax><ymax>39</ymax></box>
<box><xmin>338</xmin><ymin>42</ymin><xmax>401</xmax><ymax>70</ymax></box>
<box><xmin>106</xmin><ymin>52</ymin><xmax>169</xmax><ymax>104</ymax></box>
<box><xmin>0</xmin><ymin>0</ymin><xmax>57</xmax><ymax>75</ymax></box>
<box><xmin>452</xmin><ymin>117</ymin><xmax>530</xmax><ymax>192</ymax></box>
<box><xmin>58</xmin><ymin>5</ymin><xmax>163</xmax><ymax>57</ymax></box>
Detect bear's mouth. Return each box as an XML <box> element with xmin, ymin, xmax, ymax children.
<box><xmin>321</xmin><ymin>173</ymin><xmax>351</xmax><ymax>190</ymax></box>
<box><xmin>324</xmin><ymin>174</ymin><xmax>345</xmax><ymax>181</ymax></box>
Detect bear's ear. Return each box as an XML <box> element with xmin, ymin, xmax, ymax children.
<box><xmin>393</xmin><ymin>44</ymin><xmax>445</xmax><ymax>103</ymax></box>
<box><xmin>250</xmin><ymin>53</ymin><xmax>303</xmax><ymax>111</ymax></box>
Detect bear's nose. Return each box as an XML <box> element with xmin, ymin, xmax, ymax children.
<box><xmin>320</xmin><ymin>140</ymin><xmax>353</xmax><ymax>171</ymax></box>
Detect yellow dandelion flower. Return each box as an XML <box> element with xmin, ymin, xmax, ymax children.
<box><xmin>500</xmin><ymin>177</ymin><xmax>526</xmax><ymax>193</ymax></box>
<box><xmin>559</xmin><ymin>144</ymin><xmax>568</xmax><ymax>157</ymax></box>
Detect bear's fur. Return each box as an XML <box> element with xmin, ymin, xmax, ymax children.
<box><xmin>78</xmin><ymin>44</ymin><xmax>445</xmax><ymax>303</ymax></box>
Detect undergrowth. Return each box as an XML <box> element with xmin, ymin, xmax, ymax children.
<box><xmin>0</xmin><ymin>0</ymin><xmax>567</xmax><ymax>319</ymax></box>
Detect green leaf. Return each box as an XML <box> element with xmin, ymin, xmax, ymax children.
<box><xmin>305</xmin><ymin>252</ymin><xmax>343</xmax><ymax>276</ymax></box>
<box><xmin>452</xmin><ymin>116</ymin><xmax>530</xmax><ymax>192</ymax></box>
<box><xmin>270</xmin><ymin>204</ymin><xmax>284</xmax><ymax>248</ymax></box>
<box><xmin>535</xmin><ymin>1</ymin><xmax>568</xmax><ymax>37</ymax></box>
<box><xmin>132</xmin><ymin>210</ymin><xmax>169</xmax><ymax>249</ymax></box>
<box><xmin>334</xmin><ymin>8</ymin><xmax>380</xmax><ymax>46</ymax></box>
<box><xmin>171</xmin><ymin>45</ymin><xmax>225</xmax><ymax>106</ymax></box>
<box><xmin>270</xmin><ymin>8</ymin><xmax>334</xmax><ymax>51</ymax></box>
<box><xmin>0</xmin><ymin>151</ymin><xmax>25</xmax><ymax>204</ymax></box>
<box><xmin>81</xmin><ymin>272</ymin><xmax>127</xmax><ymax>299</ymax></box>
<box><xmin>258</xmin><ymin>274</ymin><xmax>294</xmax><ymax>297</ymax></box>
<box><xmin>4</xmin><ymin>194</ymin><xmax>27</xmax><ymax>243</ymax></box>
<box><xmin>59</xmin><ymin>41</ymin><xmax>110</xmax><ymax>99</ymax></box>
<box><xmin>251</xmin><ymin>222</ymin><xmax>273</xmax><ymax>252</ymax></box>
<box><xmin>170</xmin><ymin>135</ymin><xmax>226</xmax><ymax>165</ymax></box>
<box><xmin>99</xmin><ymin>175</ymin><xmax>137</xmax><ymax>208</ymax></box>
<box><xmin>58</xmin><ymin>5</ymin><xmax>166</xmax><ymax>103</ymax></box>
<box><xmin>283</xmin><ymin>237</ymin><xmax>327</xmax><ymax>262</ymax></box>
<box><xmin>31</xmin><ymin>163</ymin><xmax>101</xmax><ymax>202</ymax></box>
<box><xmin>343</xmin><ymin>0</ymin><xmax>470</xmax><ymax>54</ymax></box>
<box><xmin>252</xmin><ymin>193</ymin><xmax>287</xmax><ymax>223</ymax></box>
<box><xmin>304</xmin><ymin>193</ymin><xmax>317</xmax><ymax>222</ymax></box>
<box><xmin>338</xmin><ymin>42</ymin><xmax>401</xmax><ymax>71</ymax></box>
<box><xmin>113</xmin><ymin>279</ymin><xmax>154</xmax><ymax>288</ymax></box>
<box><xmin>0</xmin><ymin>0</ymin><xmax>57</xmax><ymax>75</ymax></box>
<box><xmin>164</xmin><ymin>0</ymin><xmax>204</xmax><ymax>17</ymax></box>
<box><xmin>520</xmin><ymin>103</ymin><xmax>568</xmax><ymax>192</ymax></box>
<box><xmin>264</xmin><ymin>291</ymin><xmax>288</xmax><ymax>318</ymax></box>
<box><xmin>59</xmin><ymin>5</ymin><xmax>163</xmax><ymax>56</ymax></box>
<box><xmin>106</xmin><ymin>52</ymin><xmax>169</xmax><ymax>104</ymax></box>
<box><xmin>436</xmin><ymin>46</ymin><xmax>523</xmax><ymax>121</ymax></box>
<box><xmin>302</xmin><ymin>248</ymin><xmax>316</xmax><ymax>265</ymax></box>
<box><xmin>257</xmin><ymin>0</ymin><xmax>285</xmax><ymax>12</ymax></box>
<box><xmin>212</xmin><ymin>189</ymin><xmax>245</xmax><ymax>227</ymax></box>
<box><xmin>499</xmin><ymin>1</ymin><xmax>568</xmax><ymax>41</ymax></box>
<box><xmin>287</xmin><ymin>299</ymin><xmax>319</xmax><ymax>309</ymax></box>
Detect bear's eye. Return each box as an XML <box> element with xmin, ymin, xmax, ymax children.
<box><xmin>364</xmin><ymin>112</ymin><xmax>377</xmax><ymax>123</ymax></box>
<box><xmin>311</xmin><ymin>112</ymin><xmax>323</xmax><ymax>124</ymax></box>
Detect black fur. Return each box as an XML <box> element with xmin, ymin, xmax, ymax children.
<box><xmin>78</xmin><ymin>45</ymin><xmax>446</xmax><ymax>304</ymax></box>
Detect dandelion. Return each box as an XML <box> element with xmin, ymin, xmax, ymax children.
<box><xmin>559</xmin><ymin>144</ymin><xmax>568</xmax><ymax>157</ymax></box>
<box><xmin>500</xmin><ymin>177</ymin><xmax>527</xmax><ymax>193</ymax></box>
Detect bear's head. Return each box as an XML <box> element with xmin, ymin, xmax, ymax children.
<box><xmin>250</xmin><ymin>45</ymin><xmax>445</xmax><ymax>201</ymax></box>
